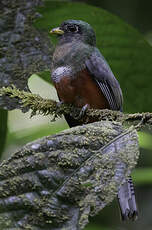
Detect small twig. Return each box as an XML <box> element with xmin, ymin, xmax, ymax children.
<box><xmin>134</xmin><ymin>113</ymin><xmax>146</xmax><ymax>130</ymax></box>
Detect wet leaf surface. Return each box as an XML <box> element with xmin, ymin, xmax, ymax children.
<box><xmin>0</xmin><ymin>121</ymin><xmax>139</xmax><ymax>229</ymax></box>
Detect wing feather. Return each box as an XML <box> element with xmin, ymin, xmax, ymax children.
<box><xmin>85</xmin><ymin>48</ymin><xmax>123</xmax><ymax>111</ymax></box>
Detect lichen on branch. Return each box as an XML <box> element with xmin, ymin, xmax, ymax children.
<box><xmin>0</xmin><ymin>0</ymin><xmax>53</xmax><ymax>110</ymax></box>
<box><xmin>0</xmin><ymin>85</ymin><xmax>152</xmax><ymax>129</ymax></box>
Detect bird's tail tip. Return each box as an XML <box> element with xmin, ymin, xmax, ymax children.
<box><xmin>121</xmin><ymin>209</ymin><xmax>138</xmax><ymax>221</ymax></box>
<box><xmin>118</xmin><ymin>176</ymin><xmax>138</xmax><ymax>221</ymax></box>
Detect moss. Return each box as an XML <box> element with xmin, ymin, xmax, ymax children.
<box><xmin>0</xmin><ymin>0</ymin><xmax>53</xmax><ymax>110</ymax></box>
<box><xmin>0</xmin><ymin>121</ymin><xmax>139</xmax><ymax>229</ymax></box>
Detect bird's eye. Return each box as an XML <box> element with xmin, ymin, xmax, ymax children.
<box><xmin>67</xmin><ymin>25</ymin><xmax>79</xmax><ymax>33</ymax></box>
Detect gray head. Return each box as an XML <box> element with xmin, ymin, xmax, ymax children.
<box><xmin>50</xmin><ymin>19</ymin><xmax>96</xmax><ymax>46</ymax></box>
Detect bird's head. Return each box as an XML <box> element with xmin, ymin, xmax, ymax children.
<box><xmin>50</xmin><ymin>19</ymin><xmax>96</xmax><ymax>46</ymax></box>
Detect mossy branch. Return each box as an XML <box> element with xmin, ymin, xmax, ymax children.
<box><xmin>0</xmin><ymin>85</ymin><xmax>152</xmax><ymax>129</ymax></box>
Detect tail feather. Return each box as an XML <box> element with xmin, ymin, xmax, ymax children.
<box><xmin>118</xmin><ymin>176</ymin><xmax>138</xmax><ymax>221</ymax></box>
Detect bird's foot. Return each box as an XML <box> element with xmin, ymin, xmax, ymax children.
<box><xmin>51</xmin><ymin>101</ymin><xmax>64</xmax><ymax>121</ymax></box>
<box><xmin>55</xmin><ymin>101</ymin><xmax>65</xmax><ymax>113</ymax></box>
<box><xmin>56</xmin><ymin>101</ymin><xmax>64</xmax><ymax>109</ymax></box>
<box><xmin>73</xmin><ymin>104</ymin><xmax>90</xmax><ymax>120</ymax></box>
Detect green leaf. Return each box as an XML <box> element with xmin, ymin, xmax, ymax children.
<box><xmin>138</xmin><ymin>131</ymin><xmax>152</xmax><ymax>150</ymax></box>
<box><xmin>37</xmin><ymin>70</ymin><xmax>53</xmax><ymax>85</ymax></box>
<box><xmin>132</xmin><ymin>168</ymin><xmax>152</xmax><ymax>185</ymax></box>
<box><xmin>0</xmin><ymin>109</ymin><xmax>7</xmax><ymax>159</ymax></box>
<box><xmin>34</xmin><ymin>1</ymin><xmax>152</xmax><ymax>113</ymax></box>
<box><xmin>0</xmin><ymin>121</ymin><xmax>139</xmax><ymax>229</ymax></box>
<box><xmin>6</xmin><ymin>122</ymin><xmax>68</xmax><ymax>147</ymax></box>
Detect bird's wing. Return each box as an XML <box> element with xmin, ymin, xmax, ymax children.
<box><xmin>85</xmin><ymin>48</ymin><xmax>123</xmax><ymax>111</ymax></box>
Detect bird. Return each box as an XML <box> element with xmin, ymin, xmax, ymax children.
<box><xmin>50</xmin><ymin>19</ymin><xmax>138</xmax><ymax>221</ymax></box>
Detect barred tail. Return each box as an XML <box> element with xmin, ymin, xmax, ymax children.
<box><xmin>118</xmin><ymin>176</ymin><xmax>138</xmax><ymax>221</ymax></box>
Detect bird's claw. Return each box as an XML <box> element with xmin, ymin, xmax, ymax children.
<box><xmin>51</xmin><ymin>101</ymin><xmax>64</xmax><ymax>122</ymax></box>
<box><xmin>73</xmin><ymin>104</ymin><xmax>89</xmax><ymax>120</ymax></box>
<box><xmin>56</xmin><ymin>101</ymin><xmax>64</xmax><ymax>112</ymax></box>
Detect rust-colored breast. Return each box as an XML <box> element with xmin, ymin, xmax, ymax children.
<box><xmin>54</xmin><ymin>68</ymin><xmax>110</xmax><ymax>110</ymax></box>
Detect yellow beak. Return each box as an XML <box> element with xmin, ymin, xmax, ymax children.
<box><xmin>50</xmin><ymin>27</ymin><xmax>64</xmax><ymax>35</ymax></box>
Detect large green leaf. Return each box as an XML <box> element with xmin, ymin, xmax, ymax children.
<box><xmin>0</xmin><ymin>121</ymin><xmax>139</xmax><ymax>229</ymax></box>
<box><xmin>34</xmin><ymin>1</ymin><xmax>152</xmax><ymax>113</ymax></box>
<box><xmin>0</xmin><ymin>109</ymin><xmax>7</xmax><ymax>159</ymax></box>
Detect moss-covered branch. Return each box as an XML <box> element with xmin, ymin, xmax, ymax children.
<box><xmin>0</xmin><ymin>85</ymin><xmax>152</xmax><ymax>129</ymax></box>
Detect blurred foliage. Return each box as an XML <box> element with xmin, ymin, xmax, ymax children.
<box><xmin>0</xmin><ymin>109</ymin><xmax>7</xmax><ymax>159</ymax></box>
<box><xmin>138</xmin><ymin>132</ymin><xmax>152</xmax><ymax>150</ymax></box>
<box><xmin>85</xmin><ymin>226</ymin><xmax>112</xmax><ymax>230</ymax></box>
<box><xmin>133</xmin><ymin>132</ymin><xmax>152</xmax><ymax>185</ymax></box>
<box><xmin>132</xmin><ymin>168</ymin><xmax>152</xmax><ymax>185</ymax></box>
<box><xmin>6</xmin><ymin>122</ymin><xmax>68</xmax><ymax>148</ymax></box>
<box><xmin>34</xmin><ymin>0</ymin><xmax>152</xmax><ymax>113</ymax></box>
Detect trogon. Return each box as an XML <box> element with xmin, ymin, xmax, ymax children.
<box><xmin>50</xmin><ymin>19</ymin><xmax>138</xmax><ymax>221</ymax></box>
